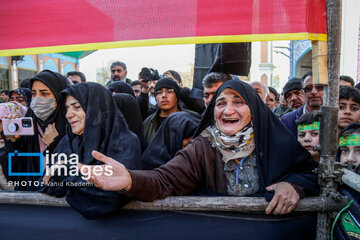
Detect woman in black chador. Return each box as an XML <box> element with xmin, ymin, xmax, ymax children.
<box><xmin>108</xmin><ymin>81</ymin><xmax>134</xmax><ymax>96</ymax></box>
<box><xmin>141</xmin><ymin>111</ymin><xmax>201</xmax><ymax>170</ymax></box>
<box><xmin>112</xmin><ymin>93</ymin><xmax>147</xmax><ymax>152</ymax></box>
<box><xmin>42</xmin><ymin>82</ymin><xmax>141</xmax><ymax>219</ymax></box>
<box><xmin>1</xmin><ymin>70</ymin><xmax>68</xmax><ymax>191</ymax></box>
<box><xmin>78</xmin><ymin>80</ymin><xmax>320</xmax><ymax>238</ymax></box>
<box><xmin>82</xmin><ymin>80</ymin><xmax>319</xmax><ymax>210</ymax></box>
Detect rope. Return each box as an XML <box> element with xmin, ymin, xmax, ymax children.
<box><xmin>331</xmin><ymin>199</ymin><xmax>354</xmax><ymax>240</ymax></box>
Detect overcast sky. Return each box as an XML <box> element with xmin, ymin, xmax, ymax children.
<box><xmin>79</xmin><ymin>44</ymin><xmax>195</xmax><ymax>82</ymax></box>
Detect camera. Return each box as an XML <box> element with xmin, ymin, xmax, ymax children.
<box><xmin>139</xmin><ymin>68</ymin><xmax>160</xmax><ymax>82</ymax></box>
<box><xmin>2</xmin><ymin>117</ymin><xmax>34</xmax><ymax>136</ymax></box>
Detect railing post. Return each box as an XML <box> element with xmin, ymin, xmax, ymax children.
<box><xmin>316</xmin><ymin>0</ymin><xmax>342</xmax><ymax>239</ymax></box>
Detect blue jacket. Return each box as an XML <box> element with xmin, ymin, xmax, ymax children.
<box><xmin>280</xmin><ymin>105</ymin><xmax>306</xmax><ymax>137</ymax></box>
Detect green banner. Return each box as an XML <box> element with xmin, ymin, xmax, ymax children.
<box><xmin>297</xmin><ymin>122</ymin><xmax>320</xmax><ymax>132</ymax></box>
<box><xmin>339</xmin><ymin>135</ymin><xmax>360</xmax><ymax>147</ymax></box>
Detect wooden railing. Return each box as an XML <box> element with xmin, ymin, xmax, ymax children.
<box><xmin>0</xmin><ymin>192</ymin><xmax>349</xmax><ymax>212</ymax></box>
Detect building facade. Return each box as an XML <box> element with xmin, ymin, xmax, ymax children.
<box><xmin>0</xmin><ymin>53</ymin><xmax>78</xmax><ymax>90</ymax></box>
<box><xmin>290</xmin><ymin>0</ymin><xmax>360</xmax><ymax>82</ymax></box>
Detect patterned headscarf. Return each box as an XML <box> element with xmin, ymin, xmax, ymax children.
<box><xmin>10</xmin><ymin>88</ymin><xmax>32</xmax><ymax>106</ymax></box>
<box><xmin>0</xmin><ymin>101</ymin><xmax>27</xmax><ymax>119</ymax></box>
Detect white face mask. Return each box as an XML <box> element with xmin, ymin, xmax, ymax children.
<box><xmin>30</xmin><ymin>97</ymin><xmax>56</xmax><ymax>121</ymax></box>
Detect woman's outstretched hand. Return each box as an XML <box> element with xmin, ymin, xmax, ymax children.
<box><xmin>265</xmin><ymin>182</ymin><xmax>300</xmax><ymax>215</ymax></box>
<box><xmin>78</xmin><ymin>151</ymin><xmax>132</xmax><ymax>191</ymax></box>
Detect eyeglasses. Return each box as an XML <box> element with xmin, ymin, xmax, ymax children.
<box><xmin>155</xmin><ymin>89</ymin><xmax>175</xmax><ymax>96</ymax></box>
<box><xmin>303</xmin><ymin>85</ymin><xmax>325</xmax><ymax>93</ymax></box>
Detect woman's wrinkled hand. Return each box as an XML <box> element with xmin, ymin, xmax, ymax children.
<box><xmin>42</xmin><ymin>123</ymin><xmax>58</xmax><ymax>146</ymax></box>
<box><xmin>78</xmin><ymin>151</ymin><xmax>132</xmax><ymax>191</ymax></box>
<box><xmin>265</xmin><ymin>182</ymin><xmax>300</xmax><ymax>215</ymax></box>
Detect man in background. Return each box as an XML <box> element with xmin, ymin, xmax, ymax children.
<box><xmin>67</xmin><ymin>71</ymin><xmax>86</xmax><ymax>84</ymax></box>
<box><xmin>107</xmin><ymin>61</ymin><xmax>132</xmax><ymax>85</ymax></box>
<box><xmin>0</xmin><ymin>90</ymin><xmax>10</xmax><ymax>103</ymax></box>
<box><xmin>267</xmin><ymin>87</ymin><xmax>278</xmax><ymax>110</ymax></box>
<box><xmin>202</xmin><ymin>72</ymin><xmax>232</xmax><ymax>107</ymax></box>
<box><xmin>250</xmin><ymin>81</ymin><xmax>268</xmax><ymax>103</ymax></box>
<box><xmin>281</xmin><ymin>72</ymin><xmax>324</xmax><ymax>136</ymax></box>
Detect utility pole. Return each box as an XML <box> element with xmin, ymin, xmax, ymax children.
<box><xmin>316</xmin><ymin>0</ymin><xmax>342</xmax><ymax>239</ymax></box>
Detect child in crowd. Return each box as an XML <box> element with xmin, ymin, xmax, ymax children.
<box><xmin>333</xmin><ymin>123</ymin><xmax>360</xmax><ymax>239</ymax></box>
<box><xmin>338</xmin><ymin>86</ymin><xmax>360</xmax><ymax>133</ymax></box>
<box><xmin>296</xmin><ymin>112</ymin><xmax>320</xmax><ymax>162</ymax></box>
<box><xmin>338</xmin><ymin>122</ymin><xmax>360</xmax><ymax>170</ymax></box>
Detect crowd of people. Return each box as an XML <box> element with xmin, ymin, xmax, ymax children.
<box><xmin>0</xmin><ymin>61</ymin><xmax>358</xmax><ymax>221</ymax></box>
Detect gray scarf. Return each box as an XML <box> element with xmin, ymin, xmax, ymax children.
<box><xmin>201</xmin><ymin>123</ymin><xmax>255</xmax><ymax>163</ymax></box>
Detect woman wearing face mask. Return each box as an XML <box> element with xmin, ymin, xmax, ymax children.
<box><xmin>2</xmin><ymin>70</ymin><xmax>68</xmax><ymax>191</ymax></box>
<box><xmin>41</xmin><ymin>82</ymin><xmax>141</xmax><ymax>218</ymax></box>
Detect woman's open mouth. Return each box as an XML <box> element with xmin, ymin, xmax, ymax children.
<box><xmin>222</xmin><ymin>118</ymin><xmax>239</xmax><ymax>124</ymax></box>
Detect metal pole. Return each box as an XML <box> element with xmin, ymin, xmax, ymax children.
<box><xmin>342</xmin><ymin>168</ymin><xmax>360</xmax><ymax>193</ymax></box>
<box><xmin>316</xmin><ymin>0</ymin><xmax>342</xmax><ymax>239</ymax></box>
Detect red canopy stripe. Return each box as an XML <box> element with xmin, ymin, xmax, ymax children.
<box><xmin>0</xmin><ymin>0</ymin><xmax>327</xmax><ymax>56</ymax></box>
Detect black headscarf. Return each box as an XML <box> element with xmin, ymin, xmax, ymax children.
<box><xmin>29</xmin><ymin>70</ymin><xmax>69</xmax><ymax>134</ymax></box>
<box><xmin>108</xmin><ymin>81</ymin><xmax>135</xmax><ymax>97</ymax></box>
<box><xmin>7</xmin><ymin>70</ymin><xmax>69</xmax><ymax>191</ymax></box>
<box><xmin>10</xmin><ymin>88</ymin><xmax>32</xmax><ymax>106</ymax></box>
<box><xmin>141</xmin><ymin>111</ymin><xmax>201</xmax><ymax>170</ymax></box>
<box><xmin>113</xmin><ymin>93</ymin><xmax>147</xmax><ymax>152</ymax></box>
<box><xmin>194</xmin><ymin>80</ymin><xmax>319</xmax><ymax>197</ymax></box>
<box><xmin>41</xmin><ymin>82</ymin><xmax>141</xmax><ymax>219</ymax></box>
<box><xmin>20</xmin><ymin>78</ymin><xmax>31</xmax><ymax>88</ymax></box>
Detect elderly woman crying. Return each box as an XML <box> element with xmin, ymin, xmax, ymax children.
<box><xmin>80</xmin><ymin>80</ymin><xmax>319</xmax><ymax>215</ymax></box>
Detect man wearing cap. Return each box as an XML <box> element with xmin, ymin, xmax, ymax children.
<box><xmin>143</xmin><ymin>77</ymin><xmax>197</xmax><ymax>142</ymax></box>
<box><xmin>273</xmin><ymin>78</ymin><xmax>304</xmax><ymax>118</ymax></box>
<box><xmin>281</xmin><ymin>72</ymin><xmax>324</xmax><ymax>137</ymax></box>
<box><xmin>283</xmin><ymin>77</ymin><xmax>304</xmax><ymax>111</ymax></box>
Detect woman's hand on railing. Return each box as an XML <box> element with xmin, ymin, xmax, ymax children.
<box><xmin>78</xmin><ymin>151</ymin><xmax>132</xmax><ymax>192</ymax></box>
<box><xmin>265</xmin><ymin>182</ymin><xmax>300</xmax><ymax>215</ymax></box>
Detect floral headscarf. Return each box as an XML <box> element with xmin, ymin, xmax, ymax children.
<box><xmin>0</xmin><ymin>101</ymin><xmax>27</xmax><ymax>119</ymax></box>
<box><xmin>10</xmin><ymin>88</ymin><xmax>32</xmax><ymax>106</ymax></box>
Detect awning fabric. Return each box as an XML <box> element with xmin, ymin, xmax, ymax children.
<box><xmin>0</xmin><ymin>204</ymin><xmax>317</xmax><ymax>240</ymax></box>
<box><xmin>59</xmin><ymin>51</ymin><xmax>96</xmax><ymax>60</ymax></box>
<box><xmin>0</xmin><ymin>0</ymin><xmax>326</xmax><ymax>57</ymax></box>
